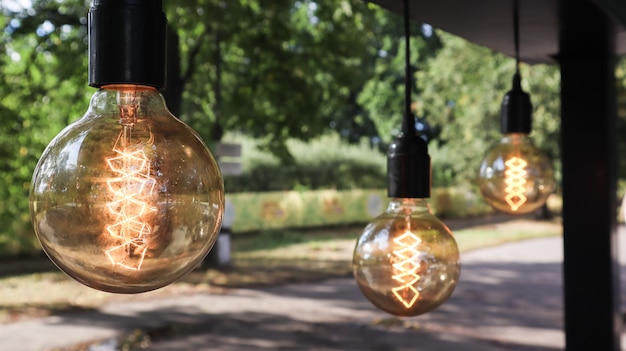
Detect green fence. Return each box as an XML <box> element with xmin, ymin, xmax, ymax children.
<box><xmin>226</xmin><ymin>187</ymin><xmax>493</xmax><ymax>233</ymax></box>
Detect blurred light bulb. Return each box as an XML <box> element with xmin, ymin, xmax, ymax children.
<box><xmin>30</xmin><ymin>85</ymin><xmax>224</xmax><ymax>293</ymax></box>
<box><xmin>478</xmin><ymin>133</ymin><xmax>555</xmax><ymax>215</ymax></box>
<box><xmin>353</xmin><ymin>198</ymin><xmax>460</xmax><ymax>317</ymax></box>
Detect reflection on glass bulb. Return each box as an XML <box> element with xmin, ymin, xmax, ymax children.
<box><xmin>30</xmin><ymin>85</ymin><xmax>224</xmax><ymax>293</ymax></box>
<box><xmin>353</xmin><ymin>198</ymin><xmax>460</xmax><ymax>317</ymax></box>
<box><xmin>478</xmin><ymin>134</ymin><xmax>555</xmax><ymax>215</ymax></box>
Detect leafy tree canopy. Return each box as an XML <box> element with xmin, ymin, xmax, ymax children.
<box><xmin>2</xmin><ymin>0</ymin><xmax>619</xmax><ymax>257</ymax></box>
<box><xmin>416</xmin><ymin>31</ymin><xmax>561</xmax><ymax>187</ymax></box>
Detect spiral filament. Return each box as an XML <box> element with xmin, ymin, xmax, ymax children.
<box><xmin>504</xmin><ymin>156</ymin><xmax>528</xmax><ymax>211</ymax></box>
<box><xmin>104</xmin><ymin>127</ymin><xmax>156</xmax><ymax>271</ymax></box>
<box><xmin>391</xmin><ymin>229</ymin><xmax>423</xmax><ymax>309</ymax></box>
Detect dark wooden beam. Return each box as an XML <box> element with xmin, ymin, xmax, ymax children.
<box><xmin>593</xmin><ymin>0</ymin><xmax>626</xmax><ymax>26</ymax></box>
<box><xmin>366</xmin><ymin>0</ymin><xmax>626</xmax><ymax>63</ymax></box>
<box><xmin>559</xmin><ymin>0</ymin><xmax>621</xmax><ymax>349</ymax></box>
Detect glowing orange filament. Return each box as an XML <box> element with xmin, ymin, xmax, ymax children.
<box><xmin>504</xmin><ymin>156</ymin><xmax>528</xmax><ymax>211</ymax></box>
<box><xmin>391</xmin><ymin>230</ymin><xmax>422</xmax><ymax>308</ymax></box>
<box><xmin>104</xmin><ymin>129</ymin><xmax>156</xmax><ymax>271</ymax></box>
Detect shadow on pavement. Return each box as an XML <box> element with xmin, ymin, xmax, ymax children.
<box><xmin>44</xmin><ymin>258</ymin><xmax>572</xmax><ymax>350</ymax></box>
<box><xmin>53</xmin><ymin>309</ymin><xmax>562</xmax><ymax>351</ymax></box>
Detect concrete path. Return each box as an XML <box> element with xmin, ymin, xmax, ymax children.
<box><xmin>1</xmin><ymin>233</ymin><xmax>626</xmax><ymax>350</ymax></box>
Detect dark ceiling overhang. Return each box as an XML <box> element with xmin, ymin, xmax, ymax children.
<box><xmin>367</xmin><ymin>0</ymin><xmax>626</xmax><ymax>64</ymax></box>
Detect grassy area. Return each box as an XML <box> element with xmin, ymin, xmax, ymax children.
<box><xmin>0</xmin><ymin>218</ymin><xmax>560</xmax><ymax>324</ymax></box>
<box><xmin>453</xmin><ymin>220</ymin><xmax>562</xmax><ymax>252</ymax></box>
<box><xmin>230</xmin><ymin>217</ymin><xmax>561</xmax><ymax>265</ymax></box>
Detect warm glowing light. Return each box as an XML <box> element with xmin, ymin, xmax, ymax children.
<box><xmin>30</xmin><ymin>85</ymin><xmax>224</xmax><ymax>294</ymax></box>
<box><xmin>29</xmin><ymin>0</ymin><xmax>225</xmax><ymax>294</ymax></box>
<box><xmin>478</xmin><ymin>134</ymin><xmax>555</xmax><ymax>215</ymax></box>
<box><xmin>503</xmin><ymin>156</ymin><xmax>528</xmax><ymax>212</ymax></box>
<box><xmin>104</xmin><ymin>129</ymin><xmax>156</xmax><ymax>271</ymax></box>
<box><xmin>353</xmin><ymin>198</ymin><xmax>460</xmax><ymax>317</ymax></box>
<box><xmin>391</xmin><ymin>229</ymin><xmax>422</xmax><ymax>308</ymax></box>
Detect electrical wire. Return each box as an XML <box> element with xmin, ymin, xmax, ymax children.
<box><xmin>401</xmin><ymin>0</ymin><xmax>416</xmax><ymax>135</ymax></box>
<box><xmin>513</xmin><ymin>0</ymin><xmax>520</xmax><ymax>74</ymax></box>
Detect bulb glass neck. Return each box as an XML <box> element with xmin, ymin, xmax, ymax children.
<box><xmin>87</xmin><ymin>84</ymin><xmax>169</xmax><ymax>117</ymax></box>
<box><xmin>501</xmin><ymin>133</ymin><xmax>530</xmax><ymax>144</ymax></box>
<box><xmin>386</xmin><ymin>198</ymin><xmax>431</xmax><ymax>214</ymax></box>
<box><xmin>102</xmin><ymin>84</ymin><xmax>158</xmax><ymax>93</ymax></box>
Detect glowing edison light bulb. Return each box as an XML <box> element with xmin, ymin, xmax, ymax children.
<box><xmin>353</xmin><ymin>198</ymin><xmax>460</xmax><ymax>316</ymax></box>
<box><xmin>29</xmin><ymin>0</ymin><xmax>223</xmax><ymax>293</ymax></box>
<box><xmin>478</xmin><ymin>134</ymin><xmax>555</xmax><ymax>214</ymax></box>
<box><xmin>29</xmin><ymin>85</ymin><xmax>224</xmax><ymax>293</ymax></box>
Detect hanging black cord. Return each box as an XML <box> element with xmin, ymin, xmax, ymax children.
<box><xmin>387</xmin><ymin>0</ymin><xmax>430</xmax><ymax>199</ymax></box>
<box><xmin>401</xmin><ymin>0</ymin><xmax>415</xmax><ymax>135</ymax></box>
<box><xmin>513</xmin><ymin>0</ymin><xmax>520</xmax><ymax>75</ymax></box>
<box><xmin>500</xmin><ymin>0</ymin><xmax>532</xmax><ymax>135</ymax></box>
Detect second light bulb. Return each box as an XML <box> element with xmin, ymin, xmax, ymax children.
<box><xmin>478</xmin><ymin>134</ymin><xmax>555</xmax><ymax>215</ymax></box>
<box><xmin>353</xmin><ymin>197</ymin><xmax>460</xmax><ymax>316</ymax></box>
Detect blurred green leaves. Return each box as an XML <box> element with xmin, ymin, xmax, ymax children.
<box><xmin>0</xmin><ymin>0</ymin><xmax>618</xmax><ymax>257</ymax></box>
<box><xmin>1</xmin><ymin>0</ymin><xmax>90</xmax><ymax>255</ymax></box>
<box><xmin>416</xmin><ymin>31</ymin><xmax>561</xmax><ymax>187</ymax></box>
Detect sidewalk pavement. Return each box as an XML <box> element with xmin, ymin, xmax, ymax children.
<box><xmin>1</xmin><ymin>231</ymin><xmax>626</xmax><ymax>350</ymax></box>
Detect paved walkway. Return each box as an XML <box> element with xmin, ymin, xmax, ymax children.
<box><xmin>1</xmin><ymin>232</ymin><xmax>626</xmax><ymax>350</ymax></box>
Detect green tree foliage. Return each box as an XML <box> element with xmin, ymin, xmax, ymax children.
<box><xmin>1</xmin><ymin>0</ymin><xmax>91</xmax><ymax>254</ymax></box>
<box><xmin>0</xmin><ymin>1</ymin><xmax>578</xmax><ymax>257</ymax></box>
<box><xmin>165</xmin><ymin>0</ymin><xmax>390</xmax><ymax>162</ymax></box>
<box><xmin>357</xmin><ymin>16</ymin><xmax>441</xmax><ymax>145</ymax></box>
<box><xmin>415</xmin><ymin>31</ymin><xmax>560</xmax><ymax>187</ymax></box>
<box><xmin>0</xmin><ymin>0</ymin><xmax>408</xmax><ymax>255</ymax></box>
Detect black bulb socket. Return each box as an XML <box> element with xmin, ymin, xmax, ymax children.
<box><xmin>500</xmin><ymin>73</ymin><xmax>532</xmax><ymax>134</ymax></box>
<box><xmin>387</xmin><ymin>123</ymin><xmax>431</xmax><ymax>199</ymax></box>
<box><xmin>89</xmin><ymin>0</ymin><xmax>167</xmax><ymax>88</ymax></box>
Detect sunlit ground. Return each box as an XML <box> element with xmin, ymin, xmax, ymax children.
<box><xmin>0</xmin><ymin>217</ymin><xmax>561</xmax><ymax>324</ymax></box>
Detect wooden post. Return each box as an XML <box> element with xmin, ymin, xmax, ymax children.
<box><xmin>559</xmin><ymin>0</ymin><xmax>621</xmax><ymax>349</ymax></box>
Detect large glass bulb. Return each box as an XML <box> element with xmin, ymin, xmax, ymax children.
<box><xmin>477</xmin><ymin>133</ymin><xmax>555</xmax><ymax>214</ymax></box>
<box><xmin>353</xmin><ymin>198</ymin><xmax>460</xmax><ymax>317</ymax></box>
<box><xmin>29</xmin><ymin>85</ymin><xmax>224</xmax><ymax>293</ymax></box>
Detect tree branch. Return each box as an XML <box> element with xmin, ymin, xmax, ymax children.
<box><xmin>181</xmin><ymin>29</ymin><xmax>209</xmax><ymax>86</ymax></box>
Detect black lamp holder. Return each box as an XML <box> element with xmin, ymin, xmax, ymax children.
<box><xmin>88</xmin><ymin>0</ymin><xmax>167</xmax><ymax>89</ymax></box>
<box><xmin>500</xmin><ymin>0</ymin><xmax>532</xmax><ymax>135</ymax></box>
<box><xmin>387</xmin><ymin>0</ymin><xmax>431</xmax><ymax>199</ymax></box>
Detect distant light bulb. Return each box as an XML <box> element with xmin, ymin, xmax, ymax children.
<box><xmin>353</xmin><ymin>198</ymin><xmax>460</xmax><ymax>317</ymax></box>
<box><xmin>478</xmin><ymin>133</ymin><xmax>555</xmax><ymax>214</ymax></box>
<box><xmin>29</xmin><ymin>85</ymin><xmax>224</xmax><ymax>293</ymax></box>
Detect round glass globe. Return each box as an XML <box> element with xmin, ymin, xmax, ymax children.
<box><xmin>353</xmin><ymin>198</ymin><xmax>460</xmax><ymax>317</ymax></box>
<box><xmin>30</xmin><ymin>85</ymin><xmax>224</xmax><ymax>293</ymax></box>
<box><xmin>477</xmin><ymin>133</ymin><xmax>555</xmax><ymax>214</ymax></box>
